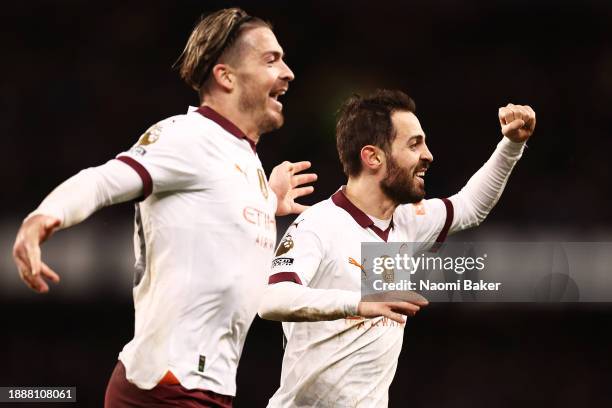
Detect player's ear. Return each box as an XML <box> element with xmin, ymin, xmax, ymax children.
<box><xmin>360</xmin><ymin>145</ymin><xmax>384</xmax><ymax>172</ymax></box>
<box><xmin>211</xmin><ymin>63</ymin><xmax>234</xmax><ymax>92</ymax></box>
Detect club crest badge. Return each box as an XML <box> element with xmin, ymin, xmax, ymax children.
<box><xmin>380</xmin><ymin>255</ymin><xmax>395</xmax><ymax>283</ymax></box>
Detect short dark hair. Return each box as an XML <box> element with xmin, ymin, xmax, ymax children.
<box><xmin>176</xmin><ymin>8</ymin><xmax>271</xmax><ymax>93</ymax></box>
<box><xmin>336</xmin><ymin>89</ymin><xmax>416</xmax><ymax>177</ymax></box>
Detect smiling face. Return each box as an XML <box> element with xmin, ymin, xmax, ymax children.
<box><xmin>232</xmin><ymin>27</ymin><xmax>294</xmax><ymax>135</ymax></box>
<box><xmin>380</xmin><ymin>111</ymin><xmax>433</xmax><ymax>204</ymax></box>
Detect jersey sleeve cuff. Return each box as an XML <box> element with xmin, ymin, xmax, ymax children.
<box><xmin>498</xmin><ymin>137</ymin><xmax>526</xmax><ymax>159</ymax></box>
<box><xmin>115</xmin><ymin>156</ymin><xmax>153</xmax><ymax>199</ymax></box>
<box><xmin>432</xmin><ymin>198</ymin><xmax>454</xmax><ymax>245</ymax></box>
<box><xmin>268</xmin><ymin>272</ymin><xmax>303</xmax><ymax>285</ymax></box>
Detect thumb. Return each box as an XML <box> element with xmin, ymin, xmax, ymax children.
<box><xmin>503</xmin><ymin>119</ymin><xmax>525</xmax><ymax>134</ymax></box>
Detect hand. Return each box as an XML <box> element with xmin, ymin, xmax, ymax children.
<box><xmin>13</xmin><ymin>214</ymin><xmax>61</xmax><ymax>293</ymax></box>
<box><xmin>269</xmin><ymin>161</ymin><xmax>317</xmax><ymax>216</ymax></box>
<box><xmin>358</xmin><ymin>290</ymin><xmax>429</xmax><ymax>324</ymax></box>
<box><xmin>498</xmin><ymin>103</ymin><xmax>536</xmax><ymax>143</ymax></box>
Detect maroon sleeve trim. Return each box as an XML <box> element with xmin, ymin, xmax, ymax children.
<box><xmin>435</xmin><ymin>198</ymin><xmax>454</xmax><ymax>243</ymax></box>
<box><xmin>268</xmin><ymin>272</ymin><xmax>303</xmax><ymax>285</ymax></box>
<box><xmin>116</xmin><ymin>156</ymin><xmax>153</xmax><ymax>199</ymax></box>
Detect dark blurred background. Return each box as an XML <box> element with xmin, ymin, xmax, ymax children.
<box><xmin>1</xmin><ymin>0</ymin><xmax>611</xmax><ymax>406</ymax></box>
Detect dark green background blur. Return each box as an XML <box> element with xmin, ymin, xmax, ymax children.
<box><xmin>1</xmin><ymin>1</ymin><xmax>611</xmax><ymax>407</ymax></box>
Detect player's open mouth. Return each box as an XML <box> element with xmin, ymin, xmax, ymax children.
<box><xmin>269</xmin><ymin>88</ymin><xmax>287</xmax><ymax>110</ymax></box>
<box><xmin>415</xmin><ymin>169</ymin><xmax>427</xmax><ymax>184</ymax></box>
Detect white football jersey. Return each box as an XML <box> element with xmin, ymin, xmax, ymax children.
<box><xmin>115</xmin><ymin>106</ymin><xmax>277</xmax><ymax>396</ymax></box>
<box><xmin>266</xmin><ymin>188</ymin><xmax>453</xmax><ymax>407</ymax></box>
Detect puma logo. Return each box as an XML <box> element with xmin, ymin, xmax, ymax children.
<box><xmin>234</xmin><ymin>164</ymin><xmax>248</xmax><ymax>179</ymax></box>
<box><xmin>349</xmin><ymin>257</ymin><xmax>367</xmax><ymax>278</ymax></box>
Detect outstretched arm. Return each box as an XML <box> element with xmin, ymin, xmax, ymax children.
<box><xmin>449</xmin><ymin>103</ymin><xmax>536</xmax><ymax>233</ymax></box>
<box><xmin>258</xmin><ymin>282</ymin><xmax>427</xmax><ymax>324</ymax></box>
<box><xmin>258</xmin><ymin>282</ymin><xmax>360</xmax><ymax>322</ymax></box>
<box><xmin>13</xmin><ymin>159</ymin><xmax>143</xmax><ymax>293</ymax></box>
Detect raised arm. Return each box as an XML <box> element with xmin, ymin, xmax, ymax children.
<box><xmin>449</xmin><ymin>103</ymin><xmax>536</xmax><ymax>232</ymax></box>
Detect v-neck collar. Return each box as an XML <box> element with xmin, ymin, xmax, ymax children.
<box><xmin>196</xmin><ymin>106</ymin><xmax>257</xmax><ymax>153</ymax></box>
<box><xmin>331</xmin><ymin>188</ymin><xmax>394</xmax><ymax>242</ymax></box>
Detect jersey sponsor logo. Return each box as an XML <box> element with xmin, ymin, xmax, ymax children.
<box><xmin>275</xmin><ymin>234</ymin><xmax>294</xmax><ymax>256</ymax></box>
<box><xmin>413</xmin><ymin>201</ymin><xmax>426</xmax><ymax>215</ymax></box>
<box><xmin>257</xmin><ymin>168</ymin><xmax>269</xmax><ymax>199</ymax></box>
<box><xmin>137</xmin><ymin>124</ymin><xmax>162</xmax><ymax>146</ymax></box>
<box><xmin>255</xmin><ymin>234</ymin><xmax>275</xmax><ymax>250</ymax></box>
<box><xmin>344</xmin><ymin>316</ymin><xmax>404</xmax><ymax>329</ymax></box>
<box><xmin>243</xmin><ymin>206</ymin><xmax>275</xmax><ymax>231</ymax></box>
<box><xmin>243</xmin><ymin>206</ymin><xmax>276</xmax><ymax>250</ymax></box>
<box><xmin>272</xmin><ymin>257</ymin><xmax>294</xmax><ymax>268</ymax></box>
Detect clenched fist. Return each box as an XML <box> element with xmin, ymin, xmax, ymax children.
<box><xmin>498</xmin><ymin>103</ymin><xmax>536</xmax><ymax>143</ymax></box>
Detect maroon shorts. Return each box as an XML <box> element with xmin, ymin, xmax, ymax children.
<box><xmin>104</xmin><ymin>361</ymin><xmax>233</xmax><ymax>408</ymax></box>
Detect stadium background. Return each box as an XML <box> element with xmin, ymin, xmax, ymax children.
<box><xmin>2</xmin><ymin>0</ymin><xmax>611</xmax><ymax>406</ymax></box>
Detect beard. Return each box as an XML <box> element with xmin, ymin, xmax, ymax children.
<box><xmin>380</xmin><ymin>154</ymin><xmax>425</xmax><ymax>205</ymax></box>
<box><xmin>237</xmin><ymin>83</ymin><xmax>284</xmax><ymax>135</ymax></box>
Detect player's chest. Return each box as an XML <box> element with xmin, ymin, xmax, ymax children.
<box><xmin>318</xmin><ymin>225</ymin><xmax>419</xmax><ymax>289</ymax></box>
<box><xmin>202</xmin><ymin>147</ymin><xmax>273</xmax><ymax>206</ymax></box>
<box><xmin>315</xmin><ymin>230</ymin><xmax>383</xmax><ymax>290</ymax></box>
<box><xmin>193</xmin><ymin>149</ymin><xmax>275</xmax><ymax>247</ymax></box>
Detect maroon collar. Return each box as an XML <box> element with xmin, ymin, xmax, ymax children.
<box><xmin>331</xmin><ymin>188</ymin><xmax>394</xmax><ymax>242</ymax></box>
<box><xmin>196</xmin><ymin>106</ymin><xmax>257</xmax><ymax>153</ymax></box>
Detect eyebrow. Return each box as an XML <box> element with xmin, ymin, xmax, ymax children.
<box><xmin>408</xmin><ymin>134</ymin><xmax>425</xmax><ymax>142</ymax></box>
<box><xmin>263</xmin><ymin>50</ymin><xmax>284</xmax><ymax>60</ymax></box>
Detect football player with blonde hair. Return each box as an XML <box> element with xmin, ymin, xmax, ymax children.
<box><xmin>13</xmin><ymin>8</ymin><xmax>316</xmax><ymax>407</ymax></box>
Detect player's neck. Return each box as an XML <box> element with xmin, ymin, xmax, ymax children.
<box><xmin>200</xmin><ymin>99</ymin><xmax>260</xmax><ymax>144</ymax></box>
<box><xmin>345</xmin><ymin>178</ymin><xmax>396</xmax><ymax>220</ymax></box>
